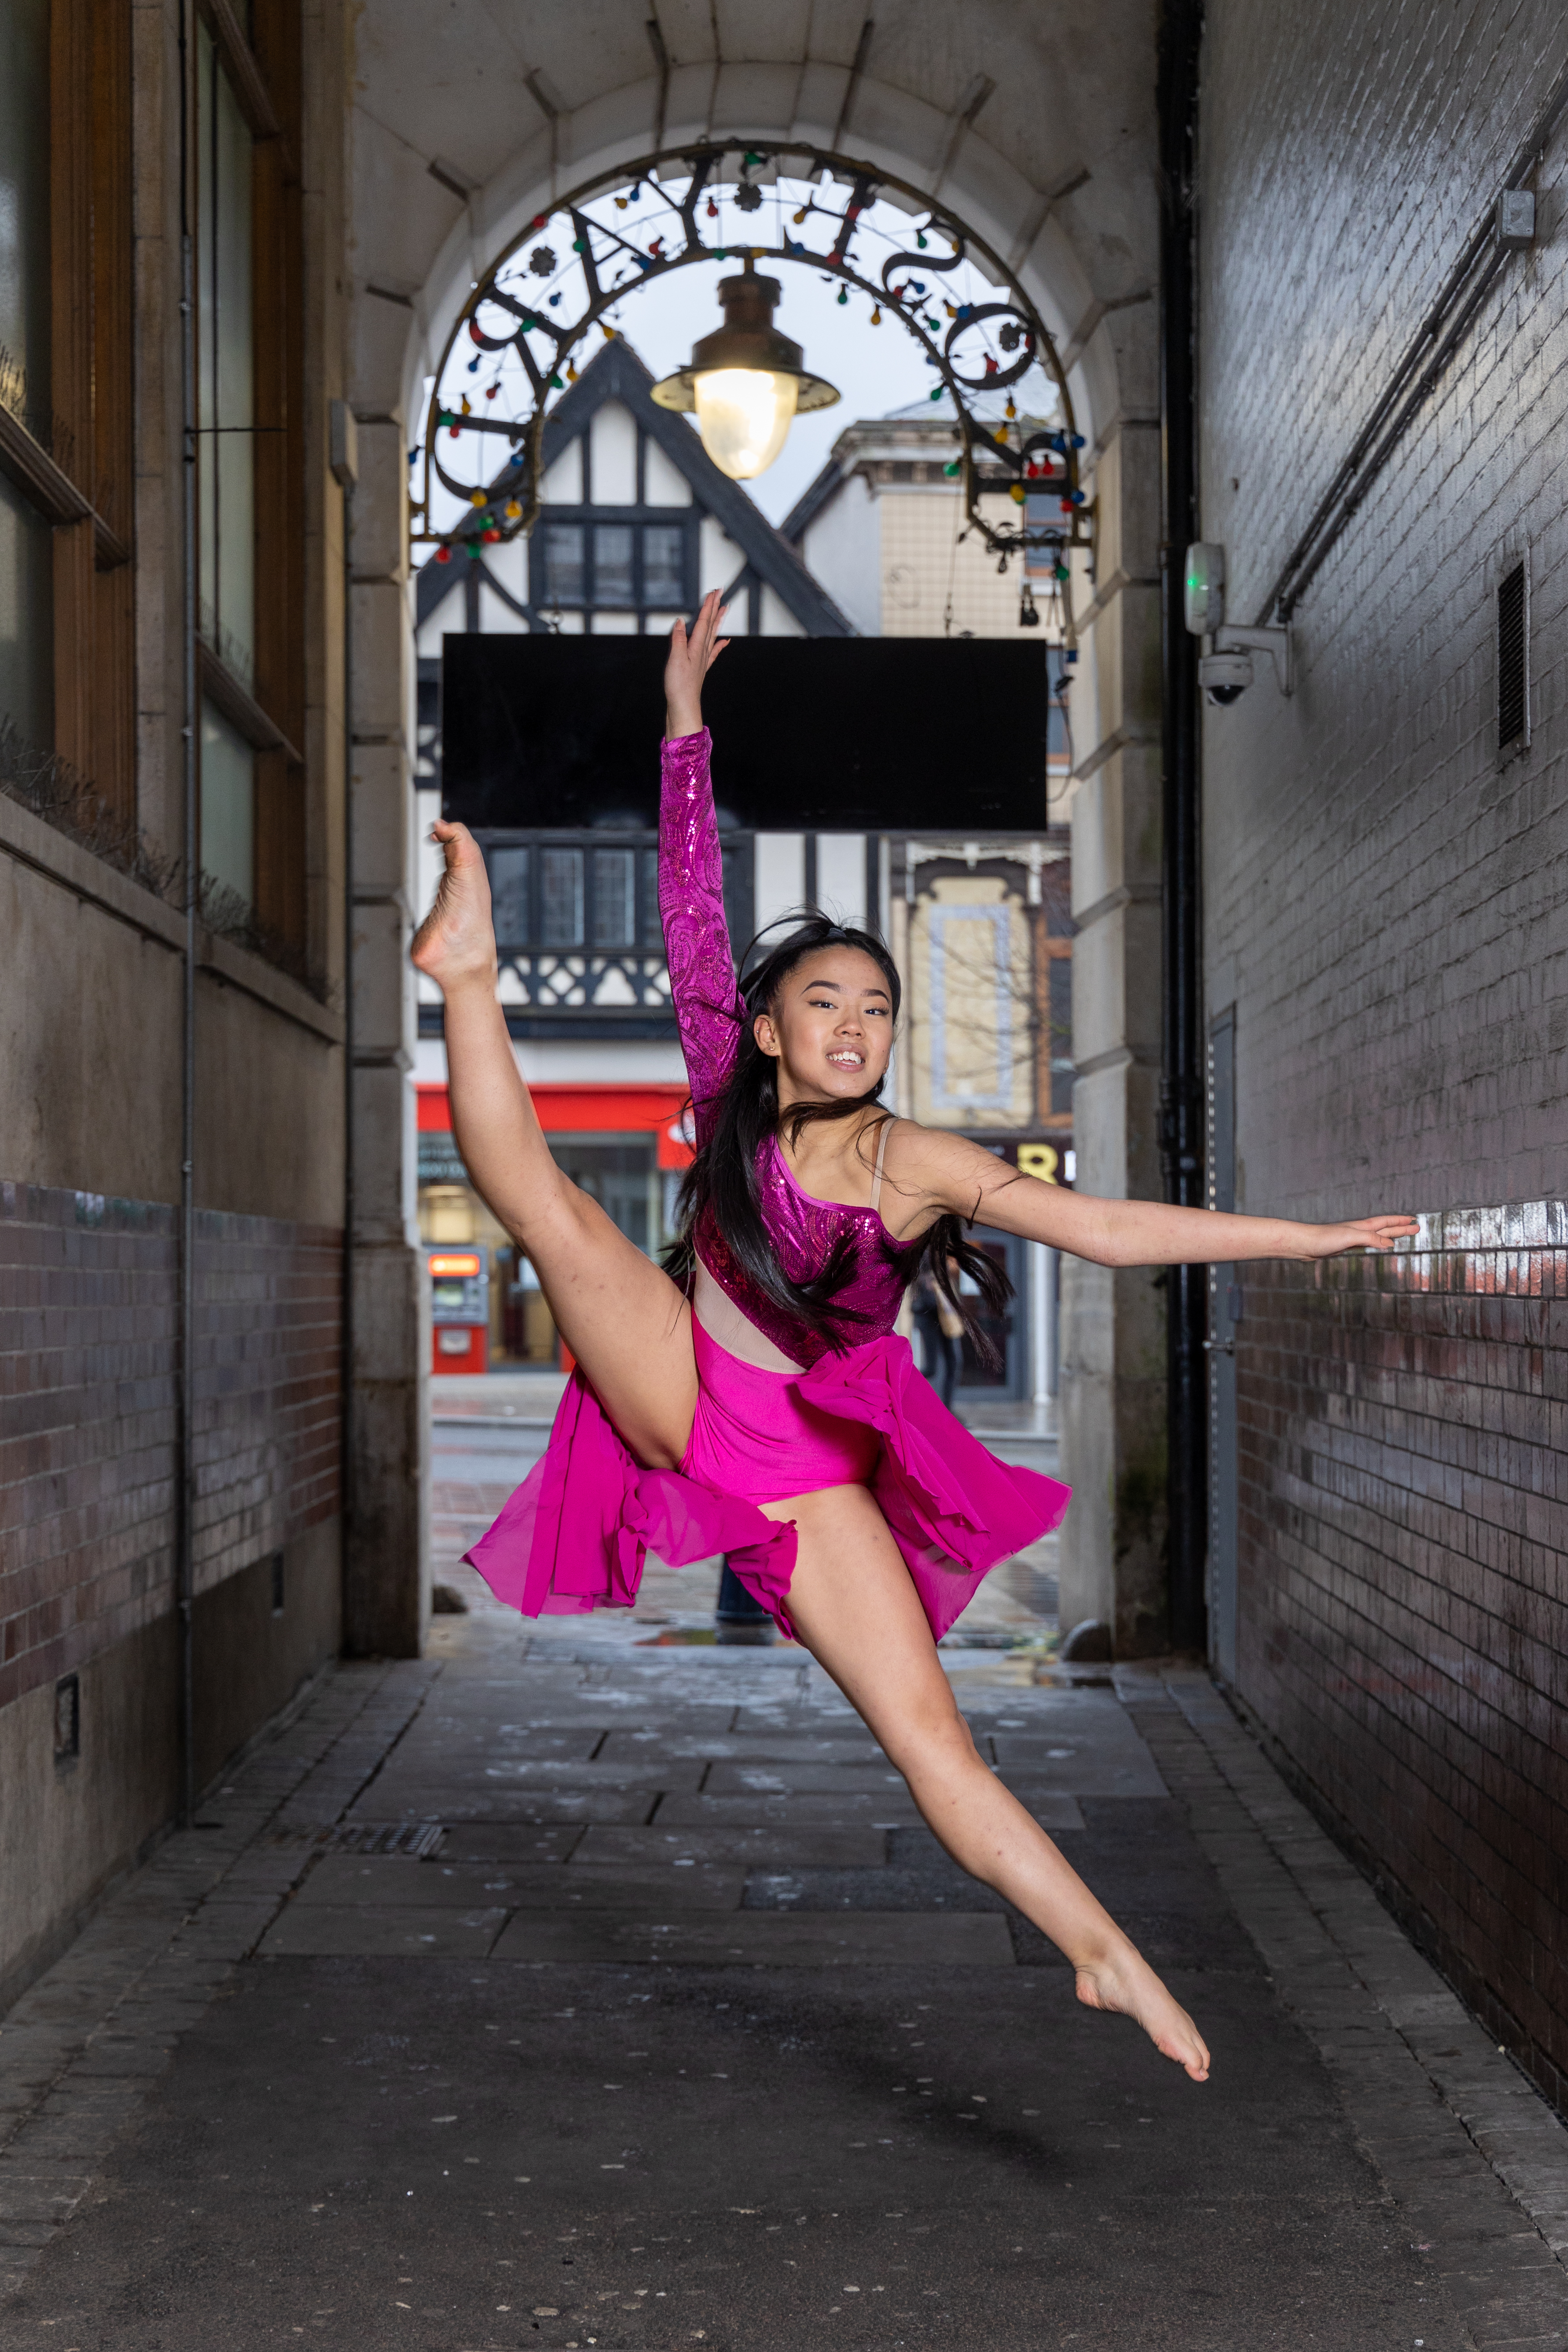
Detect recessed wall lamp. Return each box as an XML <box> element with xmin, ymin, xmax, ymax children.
<box><xmin>1184</xmin><ymin>543</ymin><xmax>1292</xmax><ymax>702</ymax></box>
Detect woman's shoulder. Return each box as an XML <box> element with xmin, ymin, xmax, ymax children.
<box><xmin>878</xmin><ymin>1117</ymin><xmax>1019</xmax><ymax>1227</ymax></box>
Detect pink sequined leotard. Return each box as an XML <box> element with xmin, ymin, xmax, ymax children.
<box><xmin>659</xmin><ymin>725</ymin><xmax>906</xmax><ymax>1376</ymax></box>
<box><xmin>465</xmin><ymin>729</ymin><xmax>1070</xmax><ymax>1638</ymax></box>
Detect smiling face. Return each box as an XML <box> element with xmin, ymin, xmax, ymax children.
<box><xmin>752</xmin><ymin>946</ymin><xmax>895</xmax><ymax>1105</ymax></box>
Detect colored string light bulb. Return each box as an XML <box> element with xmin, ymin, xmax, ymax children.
<box><xmin>870</xmin><ymin>306</ymin><xmax>882</xmax><ymax>325</ymax></box>
<box><xmin>792</xmin><ymin>206</ymin><xmax>807</xmax><ymax>224</ymax></box>
<box><xmin>504</xmin><ymin>499</ymin><xmax>521</xmax><ymax>519</ymax></box>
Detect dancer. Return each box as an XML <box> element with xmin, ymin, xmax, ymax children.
<box><xmin>413</xmin><ymin>591</ymin><xmax>1417</xmax><ymax>2085</ymax></box>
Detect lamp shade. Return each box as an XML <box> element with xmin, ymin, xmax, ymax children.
<box><xmin>652</xmin><ymin>261</ymin><xmax>838</xmax><ymax>480</ymax></box>
<box><xmin>692</xmin><ymin>368</ymin><xmax>799</xmax><ymax>479</ymax></box>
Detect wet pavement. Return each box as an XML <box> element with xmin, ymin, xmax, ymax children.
<box><xmin>3</xmin><ymin>1530</ymin><xmax>1567</xmax><ymax>2347</ymax></box>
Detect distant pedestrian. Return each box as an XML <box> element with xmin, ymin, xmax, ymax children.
<box><xmin>416</xmin><ymin>589</ymin><xmax>1419</xmax><ymax>2088</ymax></box>
<box><xmin>912</xmin><ymin>1261</ymin><xmax>964</xmax><ymax>1408</ymax></box>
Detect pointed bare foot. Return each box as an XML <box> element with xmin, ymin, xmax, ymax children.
<box><xmin>411</xmin><ymin>819</ymin><xmax>496</xmax><ymax>992</ymax></box>
<box><xmin>1075</xmin><ymin>1946</ymin><xmax>1211</xmax><ymax>2082</ymax></box>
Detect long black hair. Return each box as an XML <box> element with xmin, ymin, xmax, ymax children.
<box><xmin>665</xmin><ymin>912</ymin><xmax>1013</xmax><ymax>1359</ymax></box>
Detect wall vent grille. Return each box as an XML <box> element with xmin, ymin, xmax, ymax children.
<box><xmin>1498</xmin><ymin>563</ymin><xmax>1527</xmax><ymax>749</ymax></box>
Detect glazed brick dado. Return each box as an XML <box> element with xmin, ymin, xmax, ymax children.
<box><xmin>0</xmin><ymin>1181</ymin><xmax>341</xmax><ymax>1712</ymax></box>
<box><xmin>1234</xmin><ymin>1203</ymin><xmax>1568</xmax><ymax>2104</ymax></box>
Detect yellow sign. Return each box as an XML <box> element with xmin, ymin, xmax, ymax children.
<box><xmin>1017</xmin><ymin>1143</ymin><xmax>1060</xmax><ymax>1185</ymax></box>
<box><xmin>429</xmin><ymin>1253</ymin><xmax>481</xmax><ymax>1276</ymax></box>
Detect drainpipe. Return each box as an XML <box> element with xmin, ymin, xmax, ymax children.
<box><xmin>330</xmin><ymin>403</ymin><xmax>358</xmax><ymax>1612</ymax></box>
<box><xmin>1157</xmin><ymin>0</ymin><xmax>1208</xmax><ymax>1655</ymax></box>
<box><xmin>177</xmin><ymin>0</ymin><xmax>199</xmax><ymax>1823</ymax></box>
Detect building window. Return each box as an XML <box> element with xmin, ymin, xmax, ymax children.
<box><xmin>643</xmin><ymin>524</ymin><xmax>685</xmax><ymax>605</ymax></box>
<box><xmin>540</xmin><ymin>846</ymin><xmax>585</xmax><ymax>945</ymax></box>
<box><xmin>196</xmin><ymin>19</ymin><xmax>256</xmax><ymax>689</ymax></box>
<box><xmin>0</xmin><ymin>474</ymin><xmax>54</xmax><ymax>750</ymax></box>
<box><xmin>489</xmin><ymin>844</ymin><xmax>531</xmax><ymax>947</ymax></box>
<box><xmin>593</xmin><ymin>524</ymin><xmax>635</xmax><ymax>605</ymax></box>
<box><xmin>532</xmin><ymin>491</ymin><xmax>694</xmax><ymax>619</ymax></box>
<box><xmin>0</xmin><ymin>0</ymin><xmax>54</xmax><ymax>749</ymax></box>
<box><xmin>200</xmin><ymin>698</ymin><xmax>256</xmax><ymax>907</ymax></box>
<box><xmin>1497</xmin><ymin>561</ymin><xmax>1526</xmax><ymax>751</ymax></box>
<box><xmin>187</xmin><ymin>3</ymin><xmax>309</xmax><ymax>963</ymax></box>
<box><xmin>539</xmin><ymin>521</ymin><xmax>585</xmax><ymax>606</ymax></box>
<box><xmin>591</xmin><ymin>846</ymin><xmax>636</xmax><ymax>945</ymax></box>
<box><xmin>481</xmin><ymin>831</ymin><xmax>710</xmax><ymax>953</ymax></box>
<box><xmin>0</xmin><ymin>0</ymin><xmax>136</xmax><ymax>810</ymax></box>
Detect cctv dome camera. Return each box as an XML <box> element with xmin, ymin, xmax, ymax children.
<box><xmin>1199</xmin><ymin>649</ymin><xmax>1254</xmax><ymax>705</ymax></box>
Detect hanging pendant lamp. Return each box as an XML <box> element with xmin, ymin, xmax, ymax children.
<box><xmin>651</xmin><ymin>259</ymin><xmax>840</xmax><ymax>479</ymax></box>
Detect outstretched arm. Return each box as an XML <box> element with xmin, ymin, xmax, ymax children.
<box><xmin>660</xmin><ymin>591</ymin><xmax>741</xmax><ymax>1142</ymax></box>
<box><xmin>882</xmin><ymin>1124</ymin><xmax>1418</xmax><ymax>1264</ymax></box>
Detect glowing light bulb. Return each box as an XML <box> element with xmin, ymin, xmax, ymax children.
<box><xmin>692</xmin><ymin>368</ymin><xmax>799</xmax><ymax>480</ymax></box>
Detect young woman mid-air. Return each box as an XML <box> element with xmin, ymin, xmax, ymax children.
<box><xmin>413</xmin><ymin>590</ymin><xmax>1418</xmax><ymax>2088</ymax></box>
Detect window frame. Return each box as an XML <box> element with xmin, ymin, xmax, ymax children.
<box><xmin>532</xmin><ymin>503</ymin><xmax>701</xmax><ymax>623</ymax></box>
<box><xmin>0</xmin><ymin>0</ymin><xmax>135</xmax><ymax>813</ymax></box>
<box><xmin>478</xmin><ymin>825</ymin><xmax>753</xmax><ymax>960</ymax></box>
<box><xmin>192</xmin><ymin>0</ymin><xmax>307</xmax><ymax>954</ymax></box>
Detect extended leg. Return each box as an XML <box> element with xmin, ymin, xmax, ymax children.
<box><xmin>412</xmin><ymin>822</ymin><xmax>696</xmax><ymax>1467</ymax></box>
<box><xmin>766</xmin><ymin>1484</ymin><xmax>1211</xmax><ymax>2082</ymax></box>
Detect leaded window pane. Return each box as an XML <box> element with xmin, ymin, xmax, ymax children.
<box><xmin>591</xmin><ymin>848</ymin><xmax>635</xmax><ymax>946</ymax></box>
<box><xmin>488</xmin><ymin>847</ymin><xmax>530</xmax><ymax>947</ymax></box>
<box><xmin>196</xmin><ymin>20</ymin><xmax>256</xmax><ymax>687</ymax></box>
<box><xmin>593</xmin><ymin>524</ymin><xmax>634</xmax><ymax>605</ymax></box>
<box><xmin>540</xmin><ymin>523</ymin><xmax>585</xmax><ymax>605</ymax></box>
<box><xmin>643</xmin><ymin>524</ymin><xmax>685</xmax><ymax>606</ymax></box>
<box><xmin>640</xmin><ymin>847</ymin><xmax>660</xmax><ymax>947</ymax></box>
<box><xmin>540</xmin><ymin>847</ymin><xmax>583</xmax><ymax>945</ymax></box>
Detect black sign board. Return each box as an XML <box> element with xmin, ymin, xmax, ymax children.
<box><xmin>440</xmin><ymin>634</ymin><xmax>1054</xmax><ymax>833</ymax></box>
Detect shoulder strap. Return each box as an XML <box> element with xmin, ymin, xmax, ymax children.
<box><xmin>870</xmin><ymin>1115</ymin><xmax>894</xmax><ymax>1216</ymax></box>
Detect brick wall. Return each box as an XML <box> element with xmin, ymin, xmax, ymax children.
<box><xmin>1198</xmin><ymin>0</ymin><xmax>1568</xmax><ymax>2103</ymax></box>
<box><xmin>0</xmin><ymin>1182</ymin><xmax>341</xmax><ymax>1713</ymax></box>
<box><xmin>1235</xmin><ymin>1209</ymin><xmax>1567</xmax><ymax>2104</ymax></box>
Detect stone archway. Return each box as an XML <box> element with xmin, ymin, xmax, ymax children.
<box><xmin>343</xmin><ymin>13</ymin><xmax>1167</xmax><ymax>1658</ymax></box>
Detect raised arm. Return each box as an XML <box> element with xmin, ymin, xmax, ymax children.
<box><xmin>661</xmin><ymin>593</ymin><xmax>740</xmax><ymax>1143</ymax></box>
<box><xmin>880</xmin><ymin>1123</ymin><xmax>1419</xmax><ymax>1264</ymax></box>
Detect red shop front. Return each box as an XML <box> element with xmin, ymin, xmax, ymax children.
<box><xmin>417</xmin><ymin>1083</ymin><xmax>694</xmax><ymax>1374</ymax></box>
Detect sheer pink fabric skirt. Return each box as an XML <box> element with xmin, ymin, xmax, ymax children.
<box><xmin>465</xmin><ymin>1300</ymin><xmax>1070</xmax><ymax>1644</ymax></box>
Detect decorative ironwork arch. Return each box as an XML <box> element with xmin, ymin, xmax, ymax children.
<box><xmin>413</xmin><ymin>141</ymin><xmax>1093</xmax><ymax>612</ymax></box>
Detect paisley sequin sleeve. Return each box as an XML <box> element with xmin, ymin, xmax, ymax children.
<box><xmin>660</xmin><ymin>728</ymin><xmax>743</xmax><ymax>1144</ymax></box>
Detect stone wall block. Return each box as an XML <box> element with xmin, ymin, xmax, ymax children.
<box><xmin>350</xmin><ymin>580</ymin><xmax>411</xmax><ymax>747</ymax></box>
<box><xmin>351</xmin><ymin>418</ymin><xmax>409</xmax><ymax>585</ymax></box>
<box><xmin>352</xmin><ymin>742</ymin><xmax>413</xmax><ymax>899</ymax></box>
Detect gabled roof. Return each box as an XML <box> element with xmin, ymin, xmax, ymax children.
<box><xmin>417</xmin><ymin>338</ymin><xmax>855</xmax><ymax>637</ymax></box>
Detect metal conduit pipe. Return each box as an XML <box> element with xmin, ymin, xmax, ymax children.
<box><xmin>334</xmin><ymin>405</ymin><xmax>357</xmax><ymax>1618</ymax></box>
<box><xmin>177</xmin><ymin>0</ymin><xmax>199</xmax><ymax>1823</ymax></box>
<box><xmin>1157</xmin><ymin>0</ymin><xmax>1208</xmax><ymax>1657</ymax></box>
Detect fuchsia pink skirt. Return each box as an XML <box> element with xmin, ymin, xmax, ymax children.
<box><xmin>465</xmin><ymin>1312</ymin><xmax>1070</xmax><ymax>1644</ymax></box>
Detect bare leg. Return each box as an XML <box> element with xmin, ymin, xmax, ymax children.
<box><xmin>765</xmin><ymin>1483</ymin><xmax>1211</xmax><ymax>2082</ymax></box>
<box><xmin>412</xmin><ymin>821</ymin><xmax>696</xmax><ymax>1467</ymax></box>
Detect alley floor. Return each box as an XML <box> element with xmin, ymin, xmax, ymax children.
<box><xmin>3</xmin><ymin>1583</ymin><xmax>1567</xmax><ymax>2348</ymax></box>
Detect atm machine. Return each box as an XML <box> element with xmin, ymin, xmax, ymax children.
<box><xmin>427</xmin><ymin>1248</ymin><xmax>490</xmax><ymax>1375</ymax></box>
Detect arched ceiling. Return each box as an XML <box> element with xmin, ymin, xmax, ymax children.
<box><xmin>349</xmin><ymin>0</ymin><xmax>1159</xmax><ymax>444</ymax></box>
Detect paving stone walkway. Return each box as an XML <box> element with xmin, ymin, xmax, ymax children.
<box><xmin>2</xmin><ymin>1598</ymin><xmax>1566</xmax><ymax>2350</ymax></box>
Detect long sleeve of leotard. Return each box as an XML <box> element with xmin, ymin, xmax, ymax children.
<box><xmin>659</xmin><ymin>728</ymin><xmax>744</xmax><ymax>1146</ymax></box>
